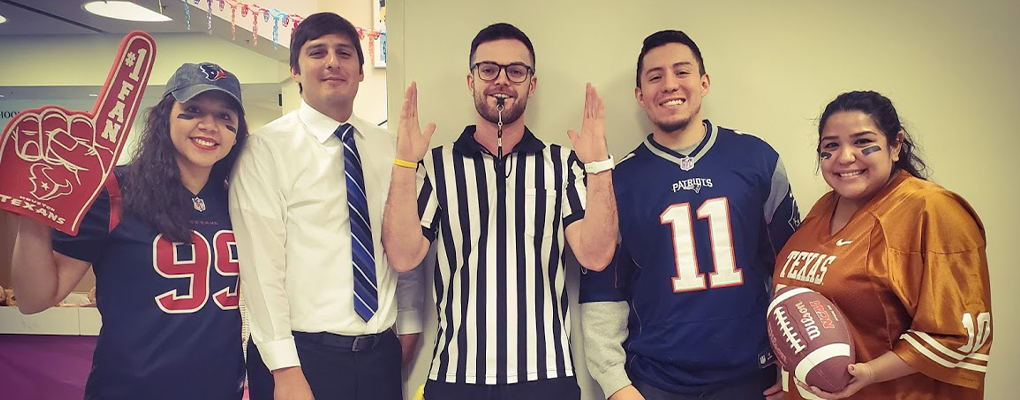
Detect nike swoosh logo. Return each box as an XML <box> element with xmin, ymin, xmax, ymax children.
<box><xmin>836</xmin><ymin>239</ymin><xmax>853</xmax><ymax>246</ymax></box>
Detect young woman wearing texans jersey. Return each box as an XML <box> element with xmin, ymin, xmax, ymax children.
<box><xmin>11</xmin><ymin>62</ymin><xmax>250</xmax><ymax>400</ymax></box>
<box><xmin>772</xmin><ymin>91</ymin><xmax>992</xmax><ymax>400</ymax></box>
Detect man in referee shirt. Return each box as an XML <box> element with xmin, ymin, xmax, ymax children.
<box><xmin>382</xmin><ymin>23</ymin><xmax>619</xmax><ymax>399</ymax></box>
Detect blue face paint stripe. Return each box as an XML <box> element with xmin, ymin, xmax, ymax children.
<box><xmin>178</xmin><ymin>112</ymin><xmax>237</xmax><ymax>133</ymax></box>
<box><xmin>819</xmin><ymin>152</ymin><xmax>832</xmax><ymax>160</ymax></box>
<box><xmin>862</xmin><ymin>145</ymin><xmax>882</xmax><ymax>156</ymax></box>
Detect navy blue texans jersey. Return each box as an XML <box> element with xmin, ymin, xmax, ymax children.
<box><xmin>52</xmin><ymin>167</ymin><xmax>244</xmax><ymax>400</ymax></box>
<box><xmin>581</xmin><ymin>120</ymin><xmax>800</xmax><ymax>394</ymax></box>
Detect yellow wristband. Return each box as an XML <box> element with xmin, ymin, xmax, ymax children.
<box><xmin>394</xmin><ymin>158</ymin><xmax>418</xmax><ymax>169</ymax></box>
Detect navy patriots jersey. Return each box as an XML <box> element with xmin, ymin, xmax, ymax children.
<box><xmin>581</xmin><ymin>120</ymin><xmax>800</xmax><ymax>393</ymax></box>
<box><xmin>52</xmin><ymin>167</ymin><xmax>244</xmax><ymax>400</ymax></box>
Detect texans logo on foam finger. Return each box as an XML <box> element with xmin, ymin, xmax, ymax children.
<box><xmin>767</xmin><ymin>286</ymin><xmax>855</xmax><ymax>393</ymax></box>
<box><xmin>0</xmin><ymin>31</ymin><xmax>155</xmax><ymax>235</ymax></box>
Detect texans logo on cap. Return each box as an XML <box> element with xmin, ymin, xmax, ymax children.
<box><xmin>200</xmin><ymin>64</ymin><xmax>228</xmax><ymax>81</ymax></box>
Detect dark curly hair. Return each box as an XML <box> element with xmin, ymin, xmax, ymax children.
<box><xmin>819</xmin><ymin>90</ymin><xmax>928</xmax><ymax>180</ymax></box>
<box><xmin>120</xmin><ymin>95</ymin><xmax>249</xmax><ymax>242</ymax></box>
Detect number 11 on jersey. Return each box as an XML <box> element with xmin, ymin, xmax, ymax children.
<box><xmin>660</xmin><ymin>197</ymin><xmax>742</xmax><ymax>292</ymax></box>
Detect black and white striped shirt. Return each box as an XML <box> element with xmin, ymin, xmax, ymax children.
<box><xmin>417</xmin><ymin>126</ymin><xmax>587</xmax><ymax>385</ymax></box>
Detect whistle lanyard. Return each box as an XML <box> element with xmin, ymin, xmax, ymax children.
<box><xmin>495</xmin><ymin>98</ymin><xmax>512</xmax><ymax>179</ymax></box>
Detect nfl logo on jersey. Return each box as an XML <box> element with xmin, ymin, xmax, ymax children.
<box><xmin>192</xmin><ymin>197</ymin><xmax>206</xmax><ymax>212</ymax></box>
<box><xmin>680</xmin><ymin>157</ymin><xmax>695</xmax><ymax>171</ymax></box>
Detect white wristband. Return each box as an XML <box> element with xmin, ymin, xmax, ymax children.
<box><xmin>584</xmin><ymin>155</ymin><xmax>615</xmax><ymax>175</ymax></box>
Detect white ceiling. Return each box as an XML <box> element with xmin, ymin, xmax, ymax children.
<box><xmin>0</xmin><ymin>0</ymin><xmax>194</xmax><ymax>36</ymax></box>
<box><xmin>0</xmin><ymin>0</ymin><xmax>288</xmax><ymax>62</ymax></box>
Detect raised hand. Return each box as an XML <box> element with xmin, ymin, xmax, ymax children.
<box><xmin>395</xmin><ymin>82</ymin><xmax>436</xmax><ymax>163</ymax></box>
<box><xmin>0</xmin><ymin>31</ymin><xmax>156</xmax><ymax>235</ymax></box>
<box><xmin>566</xmin><ymin>83</ymin><xmax>610</xmax><ymax>164</ymax></box>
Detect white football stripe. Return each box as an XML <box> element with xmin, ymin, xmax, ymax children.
<box><xmin>769</xmin><ymin>287</ymin><xmax>815</xmax><ymax>314</ymax></box>
<box><xmin>794</xmin><ymin>343</ymin><xmax>852</xmax><ymax>384</ymax></box>
<box><xmin>901</xmin><ymin>334</ymin><xmax>988</xmax><ymax>372</ymax></box>
<box><xmin>904</xmin><ymin>330</ymin><xmax>990</xmax><ymax>362</ymax></box>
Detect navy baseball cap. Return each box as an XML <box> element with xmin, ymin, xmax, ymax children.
<box><xmin>163</xmin><ymin>62</ymin><xmax>244</xmax><ymax>114</ymax></box>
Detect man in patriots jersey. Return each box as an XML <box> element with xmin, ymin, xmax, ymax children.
<box><xmin>580</xmin><ymin>30</ymin><xmax>799</xmax><ymax>400</ymax></box>
<box><xmin>11</xmin><ymin>63</ymin><xmax>248</xmax><ymax>399</ymax></box>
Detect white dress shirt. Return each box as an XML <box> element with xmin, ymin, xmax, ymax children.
<box><xmin>229</xmin><ymin>101</ymin><xmax>424</xmax><ymax>371</ymax></box>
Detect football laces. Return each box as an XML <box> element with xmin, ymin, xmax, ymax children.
<box><xmin>773</xmin><ymin>307</ymin><xmax>806</xmax><ymax>354</ymax></box>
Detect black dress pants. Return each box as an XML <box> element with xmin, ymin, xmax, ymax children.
<box><xmin>247</xmin><ymin>330</ymin><xmax>402</xmax><ymax>400</ymax></box>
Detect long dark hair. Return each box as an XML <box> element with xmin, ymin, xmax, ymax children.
<box><xmin>818</xmin><ymin>90</ymin><xmax>928</xmax><ymax>180</ymax></box>
<box><xmin>120</xmin><ymin>95</ymin><xmax>249</xmax><ymax>242</ymax></box>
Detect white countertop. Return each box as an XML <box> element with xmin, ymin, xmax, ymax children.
<box><xmin>0</xmin><ymin>306</ymin><xmax>101</xmax><ymax>336</ymax></box>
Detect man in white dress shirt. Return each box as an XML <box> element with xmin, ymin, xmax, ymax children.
<box><xmin>229</xmin><ymin>12</ymin><xmax>423</xmax><ymax>400</ymax></box>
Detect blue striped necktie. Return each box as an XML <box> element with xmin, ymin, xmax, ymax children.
<box><xmin>336</xmin><ymin>123</ymin><xmax>378</xmax><ymax>321</ymax></box>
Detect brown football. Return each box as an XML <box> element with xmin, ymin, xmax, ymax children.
<box><xmin>767</xmin><ymin>286</ymin><xmax>855</xmax><ymax>392</ymax></box>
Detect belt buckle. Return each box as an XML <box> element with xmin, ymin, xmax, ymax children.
<box><xmin>351</xmin><ymin>335</ymin><xmax>376</xmax><ymax>352</ymax></box>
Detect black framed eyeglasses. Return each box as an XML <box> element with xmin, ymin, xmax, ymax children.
<box><xmin>471</xmin><ymin>62</ymin><xmax>534</xmax><ymax>83</ymax></box>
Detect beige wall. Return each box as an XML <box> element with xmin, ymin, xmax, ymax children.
<box><xmin>389</xmin><ymin>0</ymin><xmax>1020</xmax><ymax>398</ymax></box>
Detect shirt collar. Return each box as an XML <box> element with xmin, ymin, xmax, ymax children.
<box><xmin>646</xmin><ymin>119</ymin><xmax>714</xmax><ymax>157</ymax></box>
<box><xmin>299</xmin><ymin>100</ymin><xmax>360</xmax><ymax>144</ymax></box>
<box><xmin>452</xmin><ymin>125</ymin><xmax>546</xmax><ymax>156</ymax></box>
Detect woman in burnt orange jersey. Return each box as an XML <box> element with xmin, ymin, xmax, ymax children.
<box><xmin>772</xmin><ymin>91</ymin><xmax>992</xmax><ymax>400</ymax></box>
